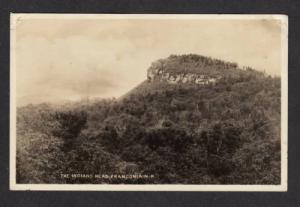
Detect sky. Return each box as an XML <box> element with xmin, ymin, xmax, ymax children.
<box><xmin>14</xmin><ymin>15</ymin><xmax>285</xmax><ymax>106</ymax></box>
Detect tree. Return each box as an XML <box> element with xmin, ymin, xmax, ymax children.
<box><xmin>51</xmin><ymin>110</ymin><xmax>87</xmax><ymax>151</ymax></box>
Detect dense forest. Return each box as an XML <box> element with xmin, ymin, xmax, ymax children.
<box><xmin>16</xmin><ymin>54</ymin><xmax>281</xmax><ymax>184</ymax></box>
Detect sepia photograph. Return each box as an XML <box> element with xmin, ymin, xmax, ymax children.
<box><xmin>10</xmin><ymin>14</ymin><xmax>288</xmax><ymax>191</ymax></box>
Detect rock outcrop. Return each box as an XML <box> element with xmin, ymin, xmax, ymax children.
<box><xmin>147</xmin><ymin>68</ymin><xmax>221</xmax><ymax>85</ymax></box>
<box><xmin>146</xmin><ymin>55</ymin><xmax>224</xmax><ymax>85</ymax></box>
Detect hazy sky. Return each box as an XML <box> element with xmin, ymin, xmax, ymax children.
<box><xmin>14</xmin><ymin>15</ymin><xmax>285</xmax><ymax>106</ymax></box>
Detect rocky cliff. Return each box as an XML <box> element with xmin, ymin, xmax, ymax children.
<box><xmin>146</xmin><ymin>54</ymin><xmax>240</xmax><ymax>85</ymax></box>
<box><xmin>147</xmin><ymin>68</ymin><xmax>221</xmax><ymax>85</ymax></box>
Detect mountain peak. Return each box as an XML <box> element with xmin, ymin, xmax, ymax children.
<box><xmin>147</xmin><ymin>54</ymin><xmax>239</xmax><ymax>85</ymax></box>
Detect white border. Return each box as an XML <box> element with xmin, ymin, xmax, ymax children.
<box><xmin>10</xmin><ymin>14</ymin><xmax>288</xmax><ymax>191</ymax></box>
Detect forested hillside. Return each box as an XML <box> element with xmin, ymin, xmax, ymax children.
<box><xmin>16</xmin><ymin>54</ymin><xmax>281</xmax><ymax>184</ymax></box>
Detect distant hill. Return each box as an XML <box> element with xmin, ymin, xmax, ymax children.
<box><xmin>16</xmin><ymin>54</ymin><xmax>281</xmax><ymax>184</ymax></box>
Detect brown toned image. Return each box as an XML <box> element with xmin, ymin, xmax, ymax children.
<box><xmin>10</xmin><ymin>14</ymin><xmax>288</xmax><ymax>191</ymax></box>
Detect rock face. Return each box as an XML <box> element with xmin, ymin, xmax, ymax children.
<box><xmin>147</xmin><ymin>63</ymin><xmax>221</xmax><ymax>85</ymax></box>
<box><xmin>147</xmin><ymin>70</ymin><xmax>221</xmax><ymax>85</ymax></box>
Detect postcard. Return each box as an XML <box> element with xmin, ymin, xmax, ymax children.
<box><xmin>10</xmin><ymin>14</ymin><xmax>288</xmax><ymax>191</ymax></box>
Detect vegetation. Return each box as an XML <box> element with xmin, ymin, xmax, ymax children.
<box><xmin>16</xmin><ymin>54</ymin><xmax>281</xmax><ymax>184</ymax></box>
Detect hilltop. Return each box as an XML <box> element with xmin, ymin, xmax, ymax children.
<box><xmin>147</xmin><ymin>54</ymin><xmax>264</xmax><ymax>80</ymax></box>
<box><xmin>16</xmin><ymin>54</ymin><xmax>281</xmax><ymax>184</ymax></box>
<box><xmin>123</xmin><ymin>54</ymin><xmax>265</xmax><ymax>98</ymax></box>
